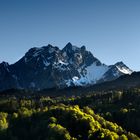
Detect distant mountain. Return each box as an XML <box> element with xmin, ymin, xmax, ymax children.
<box><xmin>0</xmin><ymin>43</ymin><xmax>133</xmax><ymax>91</ymax></box>
<box><xmin>90</xmin><ymin>72</ymin><xmax>140</xmax><ymax>91</ymax></box>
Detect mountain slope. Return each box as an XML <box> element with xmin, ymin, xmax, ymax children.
<box><xmin>0</xmin><ymin>43</ymin><xmax>133</xmax><ymax>91</ymax></box>
<box><xmin>90</xmin><ymin>72</ymin><xmax>140</xmax><ymax>91</ymax></box>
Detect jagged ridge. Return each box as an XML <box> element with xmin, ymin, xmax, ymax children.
<box><xmin>0</xmin><ymin>43</ymin><xmax>133</xmax><ymax>91</ymax></box>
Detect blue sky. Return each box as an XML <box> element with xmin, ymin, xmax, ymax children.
<box><xmin>0</xmin><ymin>0</ymin><xmax>140</xmax><ymax>71</ymax></box>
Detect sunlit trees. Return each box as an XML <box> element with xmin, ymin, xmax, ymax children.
<box><xmin>0</xmin><ymin>112</ymin><xmax>8</xmax><ymax>131</ymax></box>
<box><xmin>47</xmin><ymin>123</ymin><xmax>71</xmax><ymax>140</ymax></box>
<box><xmin>0</xmin><ymin>89</ymin><xmax>139</xmax><ymax>140</ymax></box>
<box><xmin>18</xmin><ymin>107</ymin><xmax>33</xmax><ymax>117</ymax></box>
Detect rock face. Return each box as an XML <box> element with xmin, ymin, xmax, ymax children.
<box><xmin>0</xmin><ymin>43</ymin><xmax>133</xmax><ymax>91</ymax></box>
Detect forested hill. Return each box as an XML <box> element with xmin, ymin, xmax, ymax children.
<box><xmin>0</xmin><ymin>89</ymin><xmax>140</xmax><ymax>139</ymax></box>
<box><xmin>1</xmin><ymin>72</ymin><xmax>140</xmax><ymax>97</ymax></box>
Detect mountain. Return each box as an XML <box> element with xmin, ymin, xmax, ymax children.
<box><xmin>90</xmin><ymin>71</ymin><xmax>140</xmax><ymax>91</ymax></box>
<box><xmin>0</xmin><ymin>43</ymin><xmax>133</xmax><ymax>91</ymax></box>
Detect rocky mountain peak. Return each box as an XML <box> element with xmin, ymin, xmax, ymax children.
<box><xmin>0</xmin><ymin>61</ymin><xmax>9</xmax><ymax>67</ymax></box>
<box><xmin>114</xmin><ymin>61</ymin><xmax>133</xmax><ymax>74</ymax></box>
<box><xmin>0</xmin><ymin>43</ymin><xmax>133</xmax><ymax>91</ymax></box>
<box><xmin>115</xmin><ymin>61</ymin><xmax>126</xmax><ymax>67</ymax></box>
<box><xmin>81</xmin><ymin>45</ymin><xmax>86</xmax><ymax>51</ymax></box>
<box><xmin>0</xmin><ymin>62</ymin><xmax>10</xmax><ymax>73</ymax></box>
<box><xmin>62</xmin><ymin>42</ymin><xmax>80</xmax><ymax>53</ymax></box>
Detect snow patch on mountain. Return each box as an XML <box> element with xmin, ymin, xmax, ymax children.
<box><xmin>43</xmin><ymin>60</ymin><xmax>50</xmax><ymax>67</ymax></box>
<box><xmin>65</xmin><ymin>63</ymin><xmax>110</xmax><ymax>86</ymax></box>
<box><xmin>73</xmin><ymin>63</ymin><xmax>109</xmax><ymax>85</ymax></box>
<box><xmin>58</xmin><ymin>60</ymin><xmax>68</xmax><ymax>66</ymax></box>
<box><xmin>83</xmin><ymin>63</ymin><xmax>109</xmax><ymax>82</ymax></box>
<box><xmin>116</xmin><ymin>66</ymin><xmax>132</xmax><ymax>74</ymax></box>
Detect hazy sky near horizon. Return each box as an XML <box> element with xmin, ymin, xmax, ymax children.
<box><xmin>0</xmin><ymin>0</ymin><xmax>140</xmax><ymax>71</ymax></box>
